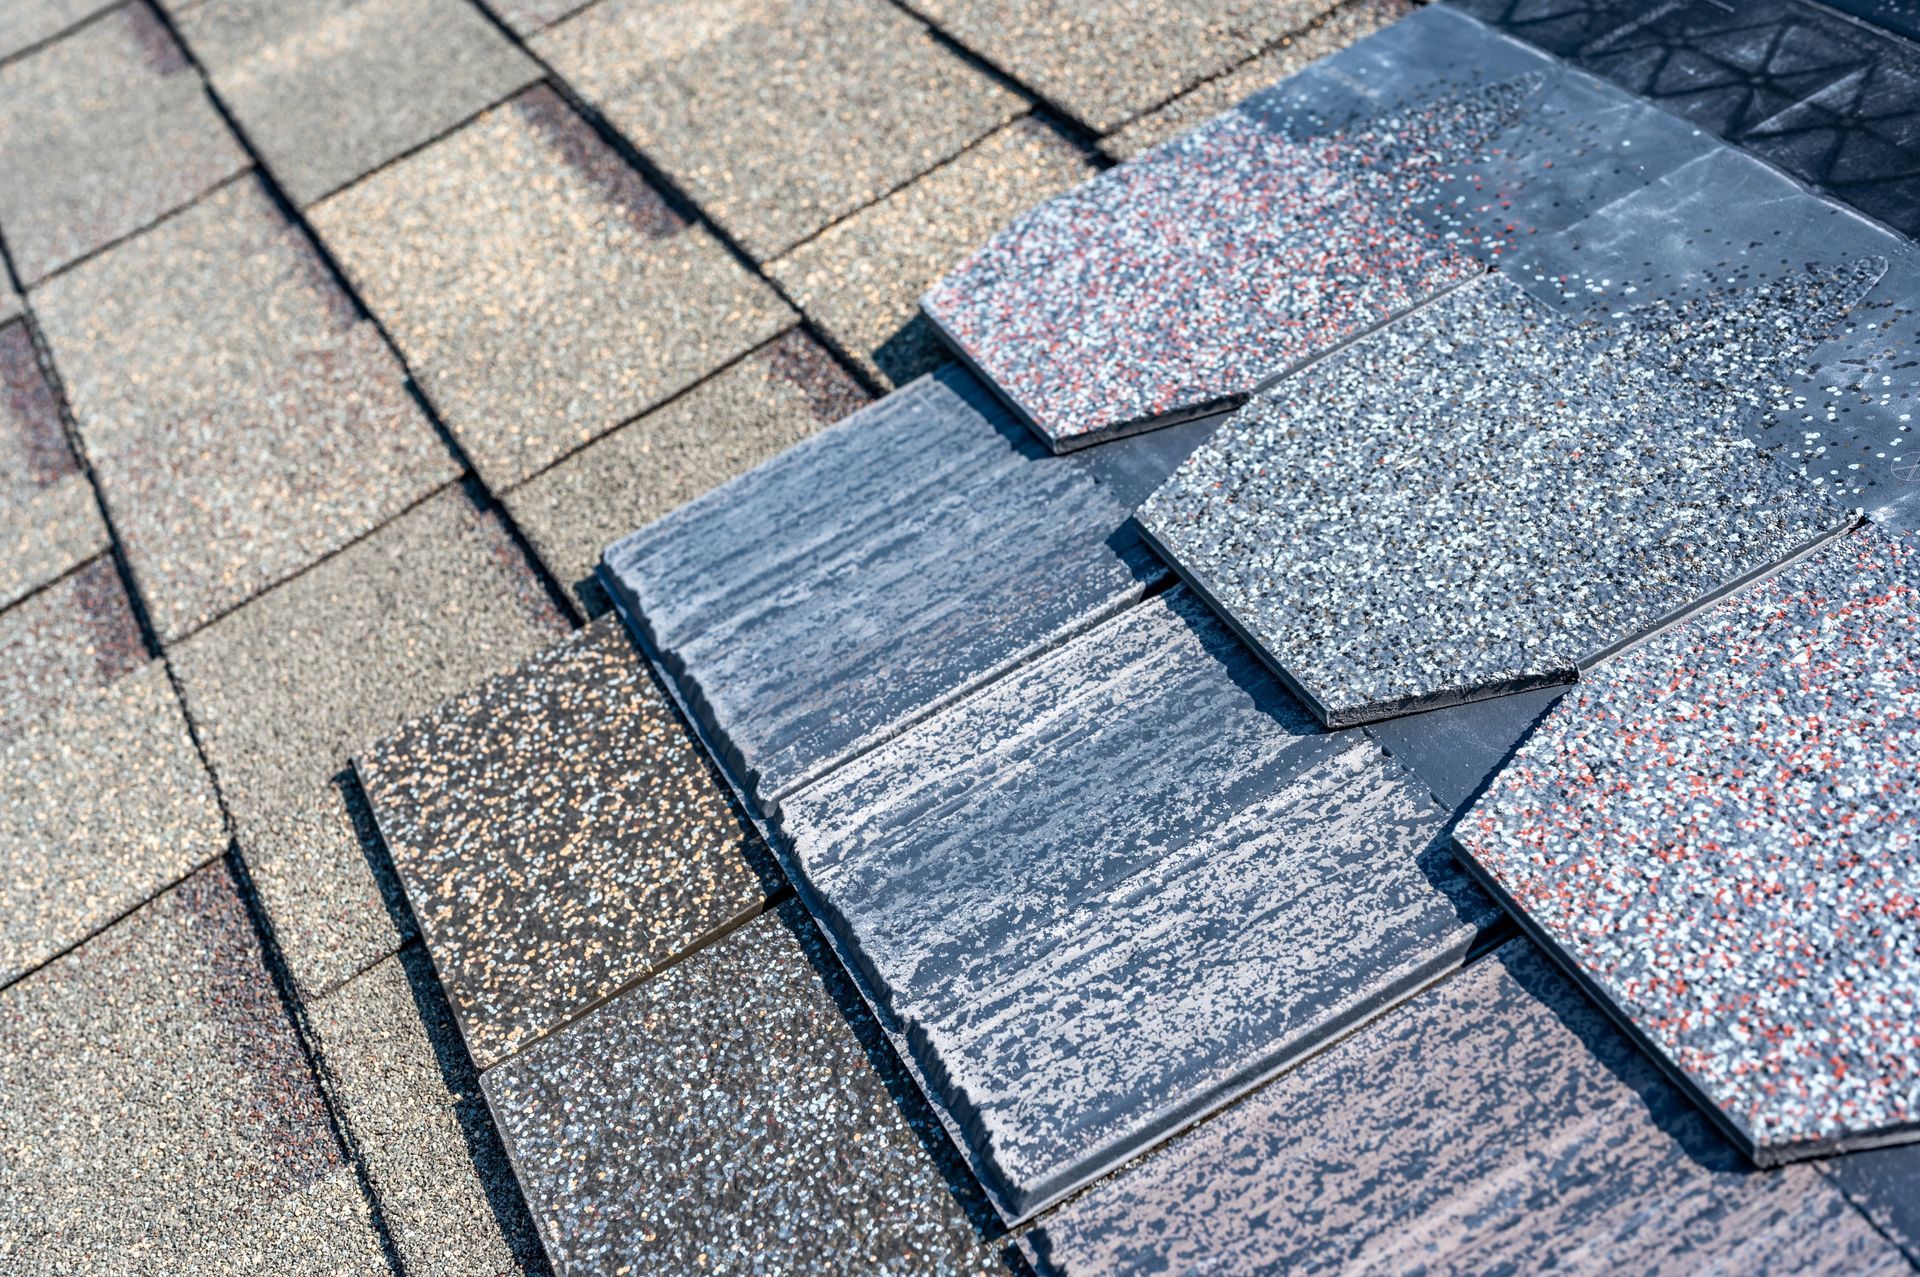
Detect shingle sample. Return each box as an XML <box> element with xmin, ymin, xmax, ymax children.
<box><xmin>33</xmin><ymin>176</ymin><xmax>456</xmax><ymax>641</ymax></box>
<box><xmin>179</xmin><ymin>0</ymin><xmax>540</xmax><ymax>207</ymax></box>
<box><xmin>1458</xmin><ymin>527</ymin><xmax>1920</xmax><ymax>1165</ymax></box>
<box><xmin>1454</xmin><ymin>0</ymin><xmax>1920</xmax><ymax>238</ymax></box>
<box><xmin>908</xmin><ymin>0</ymin><xmax>1344</xmax><ymax>134</ymax></box>
<box><xmin>534</xmin><ymin>0</ymin><xmax>1024</xmax><ymax>259</ymax></box>
<box><xmin>482</xmin><ymin>901</ymin><xmax>999</xmax><ymax>1276</ymax></box>
<box><xmin>173</xmin><ymin>487</ymin><xmax>568</xmax><ymax>1001</ymax></box>
<box><xmin>311</xmin><ymin>87</ymin><xmax>791</xmax><ymax>489</ymax></box>
<box><xmin>766</xmin><ymin>116</ymin><xmax>1096</xmax><ymax>389</ymax></box>
<box><xmin>777</xmin><ymin>587</ymin><xmax>1498</xmax><ymax>1220</ymax></box>
<box><xmin>0</xmin><ymin>317</ymin><xmax>107</xmax><ymax>612</ymax></box>
<box><xmin>0</xmin><ymin>5</ymin><xmax>247</xmax><ymax>283</ymax></box>
<box><xmin>310</xmin><ymin>950</ymin><xmax>547</xmax><ymax>1277</ymax></box>
<box><xmin>925</xmin><ymin>4</ymin><xmax>1712</xmax><ymax>451</ymax></box>
<box><xmin>503</xmin><ymin>330</ymin><xmax>868</xmax><ymax>610</ymax></box>
<box><xmin>602</xmin><ymin>366</ymin><xmax>1164</xmax><ymax>808</ymax></box>
<box><xmin>358</xmin><ymin>617</ymin><xmax>776</xmax><ymax>1072</ymax></box>
<box><xmin>0</xmin><ymin>862</ymin><xmax>389</xmax><ymax>1275</ymax></box>
<box><xmin>1138</xmin><ymin>267</ymin><xmax>1869</xmax><ymax>728</ymax></box>
<box><xmin>0</xmin><ymin>556</ymin><xmax>145</xmax><ymax>744</ymax></box>
<box><xmin>1022</xmin><ymin>942</ymin><xmax>1911</xmax><ymax>1276</ymax></box>
<box><xmin>0</xmin><ymin>0</ymin><xmax>118</xmax><ymax>61</ymax></box>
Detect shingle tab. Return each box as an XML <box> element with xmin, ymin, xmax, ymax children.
<box><xmin>179</xmin><ymin>0</ymin><xmax>540</xmax><ymax>207</ymax></box>
<box><xmin>0</xmin><ymin>0</ymin><xmax>118</xmax><ymax>61</ymax></box>
<box><xmin>601</xmin><ymin>366</ymin><xmax>1163</xmax><ymax>809</ymax></box>
<box><xmin>34</xmin><ymin>177</ymin><xmax>457</xmax><ymax>641</ymax></box>
<box><xmin>0</xmin><ymin>4</ymin><xmax>247</xmax><ymax>283</ymax></box>
<box><xmin>357</xmin><ymin>617</ymin><xmax>777</xmax><ymax>1072</ymax></box>
<box><xmin>482</xmin><ymin>901</ymin><xmax>1000</xmax><ymax>1276</ymax></box>
<box><xmin>777</xmin><ymin>587</ymin><xmax>1497</xmax><ymax>1220</ymax></box>
<box><xmin>503</xmin><ymin>330</ymin><xmax>867</xmax><ymax>610</ymax></box>
<box><xmin>534</xmin><ymin>0</ymin><xmax>1024</xmax><ymax>259</ymax></box>
<box><xmin>0</xmin><ymin>862</ymin><xmax>389</xmax><ymax>1275</ymax></box>
<box><xmin>1023</xmin><ymin>942</ymin><xmax>1910</xmax><ymax>1277</ymax></box>
<box><xmin>1457</xmin><ymin>526</ymin><xmax>1920</xmax><ymax>1165</ymax></box>
<box><xmin>1137</xmin><ymin>266</ymin><xmax>1865</xmax><ymax>727</ymax></box>
<box><xmin>173</xmin><ymin>487</ymin><xmax>568</xmax><ymax>1001</ymax></box>
<box><xmin>311</xmin><ymin>87</ymin><xmax>792</xmax><ymax>489</ymax></box>
<box><xmin>0</xmin><ymin>317</ymin><xmax>107</xmax><ymax>612</ymax></box>
<box><xmin>0</xmin><ymin>556</ymin><xmax>145</xmax><ymax>744</ymax></box>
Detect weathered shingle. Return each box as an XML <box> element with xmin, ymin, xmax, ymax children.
<box><xmin>0</xmin><ymin>0</ymin><xmax>119</xmax><ymax>62</ymax></box>
<box><xmin>0</xmin><ymin>556</ymin><xmax>144</xmax><ymax>744</ymax></box>
<box><xmin>0</xmin><ymin>317</ymin><xmax>107</xmax><ymax>612</ymax></box>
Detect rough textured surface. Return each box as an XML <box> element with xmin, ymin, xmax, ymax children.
<box><xmin>911</xmin><ymin>0</ymin><xmax>1343</xmax><ymax>134</ymax></box>
<box><xmin>172</xmin><ymin>487</ymin><xmax>568</xmax><ymax>1001</ymax></box>
<box><xmin>504</xmin><ymin>330</ymin><xmax>867</xmax><ymax>610</ymax></box>
<box><xmin>34</xmin><ymin>177</ymin><xmax>456</xmax><ymax>641</ymax></box>
<box><xmin>535</xmin><ymin>0</ymin><xmax>1023</xmax><ymax>259</ymax></box>
<box><xmin>922</xmin><ymin>77</ymin><xmax>1504</xmax><ymax>447</ymax></box>
<box><xmin>358</xmin><ymin>617</ymin><xmax>777</xmax><ymax>1072</ymax></box>
<box><xmin>1459</xmin><ymin>527</ymin><xmax>1920</xmax><ymax>1163</ymax></box>
<box><xmin>768</xmin><ymin>117</ymin><xmax>1094</xmax><ymax>388</ymax></box>
<box><xmin>603</xmin><ymin>366</ymin><xmax>1163</xmax><ymax>808</ymax></box>
<box><xmin>0</xmin><ymin>0</ymin><xmax>118</xmax><ymax>61</ymax></box>
<box><xmin>312</xmin><ymin>87</ymin><xmax>790</xmax><ymax>489</ymax></box>
<box><xmin>0</xmin><ymin>318</ymin><xmax>107</xmax><ymax>611</ymax></box>
<box><xmin>310</xmin><ymin>950</ymin><xmax>548</xmax><ymax>1277</ymax></box>
<box><xmin>486</xmin><ymin>0</ymin><xmax>585</xmax><ymax>37</ymax></box>
<box><xmin>180</xmin><ymin>0</ymin><xmax>540</xmax><ymax>206</ymax></box>
<box><xmin>0</xmin><ymin>5</ymin><xmax>246</xmax><ymax>283</ymax></box>
<box><xmin>1138</xmin><ymin>267</ymin><xmax>1867</xmax><ymax>727</ymax></box>
<box><xmin>1024</xmin><ymin>942</ymin><xmax>1911</xmax><ymax>1277</ymax></box>
<box><xmin>0</xmin><ymin>556</ymin><xmax>145</xmax><ymax>744</ymax></box>
<box><xmin>483</xmin><ymin>901</ymin><xmax>999</xmax><ymax>1276</ymax></box>
<box><xmin>1101</xmin><ymin>0</ymin><xmax>1413</xmax><ymax>160</ymax></box>
<box><xmin>779</xmin><ymin>588</ymin><xmax>1497</xmax><ymax>1220</ymax></box>
<box><xmin>1823</xmin><ymin>1143</ymin><xmax>1920</xmax><ymax>1268</ymax></box>
<box><xmin>0</xmin><ymin>661</ymin><xmax>225</xmax><ymax>985</ymax></box>
<box><xmin>0</xmin><ymin>862</ymin><xmax>388</xmax><ymax>1275</ymax></box>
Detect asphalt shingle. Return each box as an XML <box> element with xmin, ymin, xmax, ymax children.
<box><xmin>33</xmin><ymin>176</ymin><xmax>458</xmax><ymax>641</ymax></box>
<box><xmin>0</xmin><ymin>659</ymin><xmax>224</xmax><ymax>985</ymax></box>
<box><xmin>0</xmin><ymin>555</ymin><xmax>144</xmax><ymax>745</ymax></box>
<box><xmin>311</xmin><ymin>86</ymin><xmax>792</xmax><ymax>489</ymax></box>
<box><xmin>908</xmin><ymin>0</ymin><xmax>1344</xmax><ymax>134</ymax></box>
<box><xmin>1100</xmin><ymin>0</ymin><xmax>1411</xmax><ymax>160</ymax></box>
<box><xmin>533</xmin><ymin>0</ymin><xmax>1024</xmax><ymax>259</ymax></box>
<box><xmin>778</xmin><ymin>587</ymin><xmax>1497</xmax><ymax>1221</ymax></box>
<box><xmin>602</xmin><ymin>366</ymin><xmax>1163</xmax><ymax>809</ymax></box>
<box><xmin>0</xmin><ymin>317</ymin><xmax>107</xmax><ymax>612</ymax></box>
<box><xmin>1457</xmin><ymin>526</ymin><xmax>1920</xmax><ymax>1164</ymax></box>
<box><xmin>357</xmin><ymin>617</ymin><xmax>777</xmax><ymax>1073</ymax></box>
<box><xmin>767</xmin><ymin>116</ymin><xmax>1095</xmax><ymax>389</ymax></box>
<box><xmin>172</xmin><ymin>486</ymin><xmax>568</xmax><ymax>1001</ymax></box>
<box><xmin>178</xmin><ymin>0</ymin><xmax>540</xmax><ymax>207</ymax></box>
<box><xmin>0</xmin><ymin>861</ymin><xmax>389</xmax><ymax>1275</ymax></box>
<box><xmin>1022</xmin><ymin>942</ymin><xmax>1910</xmax><ymax>1276</ymax></box>
<box><xmin>0</xmin><ymin>0</ymin><xmax>119</xmax><ymax>62</ymax></box>
<box><xmin>503</xmin><ymin>329</ymin><xmax>867</xmax><ymax>611</ymax></box>
<box><xmin>0</xmin><ymin>3</ymin><xmax>247</xmax><ymax>283</ymax></box>
<box><xmin>482</xmin><ymin>901</ymin><xmax>1000</xmax><ymax>1276</ymax></box>
<box><xmin>310</xmin><ymin>949</ymin><xmax>549</xmax><ymax>1277</ymax></box>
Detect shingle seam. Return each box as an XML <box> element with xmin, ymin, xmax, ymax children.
<box><xmin>0</xmin><ymin>0</ymin><xmax>131</xmax><ymax>71</ymax></box>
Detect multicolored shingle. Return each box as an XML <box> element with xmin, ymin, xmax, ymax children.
<box><xmin>1457</xmin><ymin>525</ymin><xmax>1920</xmax><ymax>1163</ymax></box>
<box><xmin>0</xmin><ymin>318</ymin><xmax>107</xmax><ymax>612</ymax></box>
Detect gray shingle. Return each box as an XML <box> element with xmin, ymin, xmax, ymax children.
<box><xmin>0</xmin><ymin>555</ymin><xmax>145</xmax><ymax>745</ymax></box>
<box><xmin>33</xmin><ymin>176</ymin><xmax>458</xmax><ymax>641</ymax></box>
<box><xmin>0</xmin><ymin>862</ymin><xmax>389</xmax><ymax>1275</ymax></box>
<box><xmin>310</xmin><ymin>949</ymin><xmax>548</xmax><ymax>1277</ymax></box>
<box><xmin>1023</xmin><ymin>942</ymin><xmax>1909</xmax><ymax>1276</ymax></box>
<box><xmin>503</xmin><ymin>329</ymin><xmax>867</xmax><ymax>611</ymax></box>
<box><xmin>533</xmin><ymin>0</ymin><xmax>1024</xmax><ymax>259</ymax></box>
<box><xmin>601</xmin><ymin>366</ymin><xmax>1163</xmax><ymax>809</ymax></box>
<box><xmin>311</xmin><ymin>86</ymin><xmax>792</xmax><ymax>488</ymax></box>
<box><xmin>778</xmin><ymin>587</ymin><xmax>1497</xmax><ymax>1220</ymax></box>
<box><xmin>483</xmin><ymin>901</ymin><xmax>1000</xmax><ymax>1276</ymax></box>
<box><xmin>357</xmin><ymin>617</ymin><xmax>777</xmax><ymax>1072</ymax></box>
<box><xmin>0</xmin><ymin>0</ymin><xmax>118</xmax><ymax>62</ymax></box>
<box><xmin>180</xmin><ymin>0</ymin><xmax>539</xmax><ymax>207</ymax></box>
<box><xmin>172</xmin><ymin>486</ymin><xmax>568</xmax><ymax>1000</ymax></box>
<box><xmin>0</xmin><ymin>4</ymin><xmax>247</xmax><ymax>283</ymax></box>
<box><xmin>766</xmin><ymin>116</ymin><xmax>1095</xmax><ymax>389</ymax></box>
<box><xmin>0</xmin><ymin>317</ymin><xmax>107</xmax><ymax>612</ymax></box>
